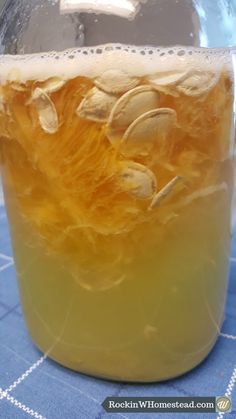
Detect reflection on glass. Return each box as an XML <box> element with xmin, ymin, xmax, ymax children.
<box><xmin>194</xmin><ymin>0</ymin><xmax>236</xmax><ymax>47</ymax></box>
<box><xmin>60</xmin><ymin>0</ymin><xmax>141</xmax><ymax>19</ymax></box>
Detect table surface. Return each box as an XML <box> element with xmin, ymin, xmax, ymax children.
<box><xmin>0</xmin><ymin>190</ymin><xmax>235</xmax><ymax>419</ymax></box>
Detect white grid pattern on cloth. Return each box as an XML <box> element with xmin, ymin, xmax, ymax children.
<box><xmin>220</xmin><ymin>333</ymin><xmax>236</xmax><ymax>340</ymax></box>
<box><xmin>0</xmin><ymin>347</ymin><xmax>129</xmax><ymax>419</ymax></box>
<box><xmin>0</xmin><ymin>388</ymin><xmax>46</xmax><ymax>419</ymax></box>
<box><xmin>216</xmin><ymin>366</ymin><xmax>236</xmax><ymax>419</ymax></box>
<box><xmin>0</xmin><ymin>255</ymin><xmax>129</xmax><ymax>419</ymax></box>
<box><xmin>0</xmin><ymin>251</ymin><xmax>235</xmax><ymax>419</ymax></box>
<box><xmin>0</xmin><ymin>253</ymin><xmax>14</xmax><ymax>273</ymax></box>
<box><xmin>4</xmin><ymin>355</ymin><xmax>47</xmax><ymax>394</ymax></box>
<box><xmin>0</xmin><ymin>260</ymin><xmax>14</xmax><ymax>273</ymax></box>
<box><xmin>0</xmin><ymin>255</ymin><xmax>46</xmax><ymax>418</ymax></box>
<box><xmin>0</xmin><ymin>253</ymin><xmax>13</xmax><ymax>262</ymax></box>
<box><xmin>0</xmin><ymin>189</ymin><xmax>3</xmax><ymax>207</ymax></box>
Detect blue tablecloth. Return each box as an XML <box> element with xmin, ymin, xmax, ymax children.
<box><xmin>0</xmin><ymin>193</ymin><xmax>235</xmax><ymax>419</ymax></box>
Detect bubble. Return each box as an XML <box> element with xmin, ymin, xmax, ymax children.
<box><xmin>0</xmin><ymin>44</ymin><xmax>231</xmax><ymax>85</ymax></box>
<box><xmin>177</xmin><ymin>50</ymin><xmax>186</xmax><ymax>57</ymax></box>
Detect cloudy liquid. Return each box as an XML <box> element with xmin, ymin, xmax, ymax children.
<box><xmin>0</xmin><ymin>45</ymin><xmax>234</xmax><ymax>381</ymax></box>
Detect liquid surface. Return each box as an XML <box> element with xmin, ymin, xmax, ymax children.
<box><xmin>0</xmin><ymin>44</ymin><xmax>232</xmax><ymax>83</ymax></box>
<box><xmin>0</xmin><ymin>45</ymin><xmax>234</xmax><ymax>381</ymax></box>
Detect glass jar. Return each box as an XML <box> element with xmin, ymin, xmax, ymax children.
<box><xmin>0</xmin><ymin>0</ymin><xmax>235</xmax><ymax>382</ymax></box>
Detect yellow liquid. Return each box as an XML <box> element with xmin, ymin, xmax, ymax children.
<box><xmin>4</xmin><ymin>175</ymin><xmax>231</xmax><ymax>381</ymax></box>
<box><xmin>0</xmin><ymin>54</ymin><xmax>234</xmax><ymax>381</ymax></box>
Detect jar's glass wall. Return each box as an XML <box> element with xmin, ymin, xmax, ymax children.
<box><xmin>1</xmin><ymin>0</ymin><xmax>236</xmax><ymax>54</ymax></box>
<box><xmin>0</xmin><ymin>0</ymin><xmax>235</xmax><ymax>383</ymax></box>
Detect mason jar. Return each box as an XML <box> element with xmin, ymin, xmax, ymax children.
<box><xmin>0</xmin><ymin>0</ymin><xmax>235</xmax><ymax>381</ymax></box>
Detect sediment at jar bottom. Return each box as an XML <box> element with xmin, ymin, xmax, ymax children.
<box><xmin>0</xmin><ymin>45</ymin><xmax>234</xmax><ymax>380</ymax></box>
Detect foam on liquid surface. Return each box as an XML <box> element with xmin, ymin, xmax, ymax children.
<box><xmin>0</xmin><ymin>44</ymin><xmax>232</xmax><ymax>84</ymax></box>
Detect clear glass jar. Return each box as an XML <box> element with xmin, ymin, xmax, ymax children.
<box><xmin>0</xmin><ymin>0</ymin><xmax>235</xmax><ymax>382</ymax></box>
